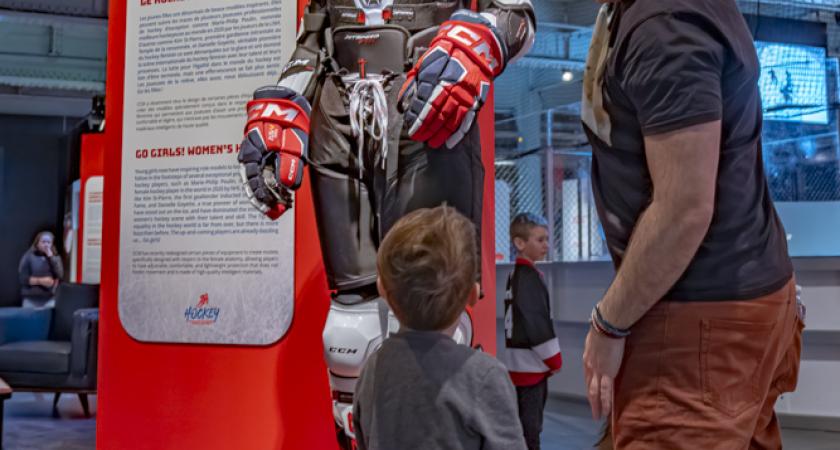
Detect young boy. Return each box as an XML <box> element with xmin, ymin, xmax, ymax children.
<box><xmin>352</xmin><ymin>205</ymin><xmax>527</xmax><ymax>450</ymax></box>
<box><xmin>503</xmin><ymin>213</ymin><xmax>563</xmax><ymax>450</ymax></box>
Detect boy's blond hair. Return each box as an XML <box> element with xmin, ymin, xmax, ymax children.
<box><xmin>377</xmin><ymin>205</ymin><xmax>477</xmax><ymax>331</ymax></box>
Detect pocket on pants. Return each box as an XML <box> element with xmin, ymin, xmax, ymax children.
<box><xmin>700</xmin><ymin>319</ymin><xmax>776</xmax><ymax>417</ymax></box>
<box><xmin>775</xmin><ymin>315</ymin><xmax>805</xmax><ymax>394</ymax></box>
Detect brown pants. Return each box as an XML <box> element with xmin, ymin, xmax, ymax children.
<box><xmin>612</xmin><ymin>279</ymin><xmax>803</xmax><ymax>450</ymax></box>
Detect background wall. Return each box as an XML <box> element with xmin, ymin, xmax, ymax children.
<box><xmin>0</xmin><ymin>114</ymin><xmax>79</xmax><ymax>306</ymax></box>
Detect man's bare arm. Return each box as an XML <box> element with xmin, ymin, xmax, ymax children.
<box><xmin>598</xmin><ymin>120</ymin><xmax>721</xmax><ymax>329</ymax></box>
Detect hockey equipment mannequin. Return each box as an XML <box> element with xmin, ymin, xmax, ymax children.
<box><xmin>237</xmin><ymin>0</ymin><xmax>534</xmax><ymax>446</ymax></box>
<box><xmin>324</xmin><ymin>299</ymin><xmax>400</xmax><ymax>441</ymax></box>
<box><xmin>325</xmin><ymin>301</ymin><xmax>474</xmax><ymax>441</ymax></box>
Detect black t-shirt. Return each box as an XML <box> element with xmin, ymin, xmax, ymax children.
<box><xmin>584</xmin><ymin>0</ymin><xmax>792</xmax><ymax>301</ymax></box>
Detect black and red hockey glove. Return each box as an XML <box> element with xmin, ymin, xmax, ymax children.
<box><xmin>399</xmin><ymin>10</ymin><xmax>507</xmax><ymax>149</ymax></box>
<box><xmin>238</xmin><ymin>86</ymin><xmax>310</xmax><ymax>220</ymax></box>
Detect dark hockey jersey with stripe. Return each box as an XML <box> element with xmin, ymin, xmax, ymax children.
<box><xmin>503</xmin><ymin>258</ymin><xmax>562</xmax><ymax>386</ymax></box>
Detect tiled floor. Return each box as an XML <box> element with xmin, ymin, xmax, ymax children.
<box><xmin>541</xmin><ymin>396</ymin><xmax>840</xmax><ymax>450</ymax></box>
<box><xmin>4</xmin><ymin>393</ymin><xmax>96</xmax><ymax>450</ymax></box>
<box><xmin>541</xmin><ymin>397</ymin><xmax>604</xmax><ymax>449</ymax></box>
<box><xmin>2</xmin><ymin>392</ymin><xmax>839</xmax><ymax>449</ymax></box>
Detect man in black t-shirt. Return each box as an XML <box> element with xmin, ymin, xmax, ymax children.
<box><xmin>580</xmin><ymin>1</ymin><xmax>803</xmax><ymax>448</ymax></box>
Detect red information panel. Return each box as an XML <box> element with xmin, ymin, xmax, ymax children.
<box><xmin>115</xmin><ymin>0</ymin><xmax>298</xmax><ymax>345</ymax></box>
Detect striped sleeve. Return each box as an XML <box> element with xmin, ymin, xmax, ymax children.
<box><xmin>532</xmin><ymin>337</ymin><xmax>562</xmax><ymax>372</ymax></box>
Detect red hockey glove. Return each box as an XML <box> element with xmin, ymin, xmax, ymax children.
<box><xmin>238</xmin><ymin>86</ymin><xmax>310</xmax><ymax>220</ymax></box>
<box><xmin>399</xmin><ymin>10</ymin><xmax>507</xmax><ymax>149</ymax></box>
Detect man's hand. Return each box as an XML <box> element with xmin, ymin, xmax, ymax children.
<box><xmin>581</xmin><ymin>121</ymin><xmax>720</xmax><ymax>421</ymax></box>
<box><xmin>399</xmin><ymin>10</ymin><xmax>506</xmax><ymax>149</ymax></box>
<box><xmin>238</xmin><ymin>86</ymin><xmax>311</xmax><ymax>220</ymax></box>
<box><xmin>583</xmin><ymin>327</ymin><xmax>625</xmax><ymax>420</ymax></box>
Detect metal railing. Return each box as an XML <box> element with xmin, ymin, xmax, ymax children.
<box><xmin>495</xmin><ymin>109</ymin><xmax>610</xmax><ymax>263</ymax></box>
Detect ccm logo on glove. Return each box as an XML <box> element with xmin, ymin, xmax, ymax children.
<box><xmin>444</xmin><ymin>25</ymin><xmax>501</xmax><ymax>72</ymax></box>
<box><xmin>248</xmin><ymin>103</ymin><xmax>301</xmax><ymax>122</ymax></box>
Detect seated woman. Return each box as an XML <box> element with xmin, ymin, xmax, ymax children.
<box><xmin>18</xmin><ymin>231</ymin><xmax>64</xmax><ymax>308</ymax></box>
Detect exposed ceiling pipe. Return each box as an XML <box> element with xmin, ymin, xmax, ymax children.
<box><xmin>0</xmin><ymin>0</ymin><xmax>108</xmax><ymax>18</ymax></box>
<box><xmin>537</xmin><ymin>21</ymin><xmax>592</xmax><ymax>32</ymax></box>
<box><xmin>0</xmin><ymin>7</ymin><xmax>107</xmax><ymax>27</ymax></box>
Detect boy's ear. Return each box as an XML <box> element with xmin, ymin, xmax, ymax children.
<box><xmin>513</xmin><ymin>236</ymin><xmax>526</xmax><ymax>252</ymax></box>
<box><xmin>377</xmin><ymin>277</ymin><xmax>387</xmax><ymax>300</ymax></box>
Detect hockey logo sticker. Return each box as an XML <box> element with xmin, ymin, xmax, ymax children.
<box><xmin>185</xmin><ymin>293</ymin><xmax>221</xmax><ymax>325</ymax></box>
<box><xmin>343</xmin><ymin>33</ymin><xmax>381</xmax><ymax>45</ymax></box>
<box><xmin>341</xmin><ymin>11</ymin><xmax>359</xmax><ymax>21</ymax></box>
<box><xmin>445</xmin><ymin>25</ymin><xmax>500</xmax><ymax>72</ymax></box>
<box><xmin>267</xmin><ymin>125</ymin><xmax>279</xmax><ymax>142</ymax></box>
<box><xmin>360</xmin><ymin>0</ymin><xmax>383</xmax><ymax>9</ymax></box>
<box><xmin>391</xmin><ymin>9</ymin><xmax>414</xmax><ymax>20</ymax></box>
<box><xmin>328</xmin><ymin>346</ymin><xmax>359</xmax><ymax>355</ymax></box>
<box><xmin>247</xmin><ymin>102</ymin><xmax>300</xmax><ymax>122</ymax></box>
<box><xmin>282</xmin><ymin>58</ymin><xmax>311</xmax><ymax>72</ymax></box>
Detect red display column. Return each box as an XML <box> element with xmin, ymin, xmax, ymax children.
<box><xmin>76</xmin><ymin>133</ymin><xmax>105</xmax><ymax>283</ymax></box>
<box><xmin>476</xmin><ymin>93</ymin><xmax>498</xmax><ymax>355</ymax></box>
<box><xmin>98</xmin><ymin>1</ymin><xmax>336</xmax><ymax>448</ymax></box>
<box><xmin>97</xmin><ymin>1</ymin><xmax>495</xmax><ymax>449</ymax></box>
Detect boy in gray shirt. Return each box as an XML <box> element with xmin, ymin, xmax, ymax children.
<box><xmin>353</xmin><ymin>206</ymin><xmax>527</xmax><ymax>450</ymax></box>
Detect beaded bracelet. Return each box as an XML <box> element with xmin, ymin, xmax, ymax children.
<box><xmin>590</xmin><ymin>304</ymin><xmax>630</xmax><ymax>339</ymax></box>
<box><xmin>590</xmin><ymin>311</ymin><xmax>622</xmax><ymax>339</ymax></box>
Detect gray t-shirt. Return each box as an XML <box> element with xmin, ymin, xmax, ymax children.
<box><xmin>353</xmin><ymin>330</ymin><xmax>527</xmax><ymax>450</ymax></box>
